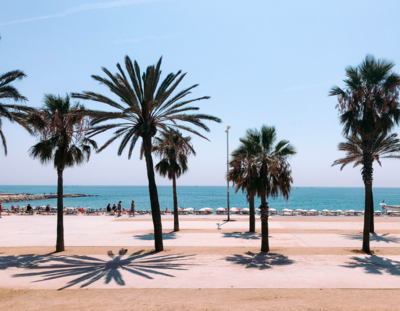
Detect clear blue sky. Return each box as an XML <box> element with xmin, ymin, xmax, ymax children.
<box><xmin>1</xmin><ymin>0</ymin><xmax>400</xmax><ymax>187</ymax></box>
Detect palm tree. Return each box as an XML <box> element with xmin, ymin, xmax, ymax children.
<box><xmin>332</xmin><ymin>131</ymin><xmax>400</xmax><ymax>232</ymax></box>
<box><xmin>329</xmin><ymin>55</ymin><xmax>400</xmax><ymax>253</ymax></box>
<box><xmin>27</xmin><ymin>94</ymin><xmax>97</xmax><ymax>252</ymax></box>
<box><xmin>0</xmin><ymin>36</ymin><xmax>32</xmax><ymax>154</ymax></box>
<box><xmin>151</xmin><ymin>129</ymin><xmax>195</xmax><ymax>231</ymax></box>
<box><xmin>72</xmin><ymin>56</ymin><xmax>221</xmax><ymax>252</ymax></box>
<box><xmin>228</xmin><ymin>155</ymin><xmax>258</xmax><ymax>233</ymax></box>
<box><xmin>232</xmin><ymin>126</ymin><xmax>296</xmax><ymax>252</ymax></box>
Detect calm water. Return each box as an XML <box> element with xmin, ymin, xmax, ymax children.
<box><xmin>1</xmin><ymin>185</ymin><xmax>400</xmax><ymax>212</ymax></box>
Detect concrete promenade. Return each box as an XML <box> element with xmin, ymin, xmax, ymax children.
<box><xmin>1</xmin><ymin>214</ymin><xmax>400</xmax><ymax>294</ymax></box>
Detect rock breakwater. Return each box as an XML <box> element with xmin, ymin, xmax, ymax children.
<box><xmin>0</xmin><ymin>193</ymin><xmax>95</xmax><ymax>203</ymax></box>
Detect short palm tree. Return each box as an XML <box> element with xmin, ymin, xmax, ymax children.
<box><xmin>233</xmin><ymin>126</ymin><xmax>296</xmax><ymax>252</ymax></box>
<box><xmin>329</xmin><ymin>55</ymin><xmax>400</xmax><ymax>253</ymax></box>
<box><xmin>0</xmin><ymin>37</ymin><xmax>32</xmax><ymax>154</ymax></box>
<box><xmin>228</xmin><ymin>155</ymin><xmax>258</xmax><ymax>233</ymax></box>
<box><xmin>27</xmin><ymin>94</ymin><xmax>97</xmax><ymax>252</ymax></box>
<box><xmin>151</xmin><ymin>129</ymin><xmax>195</xmax><ymax>231</ymax></box>
<box><xmin>332</xmin><ymin>131</ymin><xmax>400</xmax><ymax>232</ymax></box>
<box><xmin>72</xmin><ymin>56</ymin><xmax>221</xmax><ymax>252</ymax></box>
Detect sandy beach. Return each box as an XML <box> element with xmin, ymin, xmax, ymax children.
<box><xmin>1</xmin><ymin>214</ymin><xmax>400</xmax><ymax>310</ymax></box>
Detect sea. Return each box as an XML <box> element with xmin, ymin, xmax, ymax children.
<box><xmin>0</xmin><ymin>185</ymin><xmax>399</xmax><ymax>212</ymax></box>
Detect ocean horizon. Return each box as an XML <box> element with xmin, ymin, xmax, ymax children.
<box><xmin>1</xmin><ymin>185</ymin><xmax>399</xmax><ymax>212</ymax></box>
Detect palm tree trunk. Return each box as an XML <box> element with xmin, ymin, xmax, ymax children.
<box><xmin>260</xmin><ymin>195</ymin><xmax>269</xmax><ymax>253</ymax></box>
<box><xmin>143</xmin><ymin>135</ymin><xmax>164</xmax><ymax>252</ymax></box>
<box><xmin>370</xmin><ymin>189</ymin><xmax>375</xmax><ymax>233</ymax></box>
<box><xmin>362</xmin><ymin>137</ymin><xmax>373</xmax><ymax>253</ymax></box>
<box><xmin>249</xmin><ymin>195</ymin><xmax>255</xmax><ymax>233</ymax></box>
<box><xmin>56</xmin><ymin>168</ymin><xmax>65</xmax><ymax>252</ymax></box>
<box><xmin>172</xmin><ymin>174</ymin><xmax>179</xmax><ymax>232</ymax></box>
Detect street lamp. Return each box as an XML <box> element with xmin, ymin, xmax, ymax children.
<box><xmin>226</xmin><ymin>126</ymin><xmax>231</xmax><ymax>221</ymax></box>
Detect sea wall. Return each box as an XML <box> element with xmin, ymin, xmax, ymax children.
<box><xmin>0</xmin><ymin>194</ymin><xmax>95</xmax><ymax>203</ymax></box>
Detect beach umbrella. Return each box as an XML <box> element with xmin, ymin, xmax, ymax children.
<box><xmin>216</xmin><ymin>207</ymin><xmax>225</xmax><ymax>211</ymax></box>
<box><xmin>348</xmin><ymin>210</ymin><xmax>355</xmax><ymax>212</ymax></box>
<box><xmin>269</xmin><ymin>208</ymin><xmax>277</xmax><ymax>211</ymax></box>
<box><xmin>309</xmin><ymin>209</ymin><xmax>317</xmax><ymax>212</ymax></box>
<box><xmin>242</xmin><ymin>208</ymin><xmax>250</xmax><ymax>212</ymax></box>
<box><xmin>183</xmin><ymin>207</ymin><xmax>194</xmax><ymax>212</ymax></box>
<box><xmin>322</xmin><ymin>209</ymin><xmax>329</xmax><ymax>212</ymax></box>
<box><xmin>199</xmin><ymin>208</ymin><xmax>207</xmax><ymax>211</ymax></box>
<box><xmin>178</xmin><ymin>207</ymin><xmax>183</xmax><ymax>211</ymax></box>
<box><xmin>205</xmin><ymin>208</ymin><xmax>212</xmax><ymax>211</ymax></box>
<box><xmin>295</xmin><ymin>209</ymin><xmax>303</xmax><ymax>212</ymax></box>
<box><xmin>282</xmin><ymin>209</ymin><xmax>289</xmax><ymax>211</ymax></box>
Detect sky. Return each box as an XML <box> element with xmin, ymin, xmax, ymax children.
<box><xmin>1</xmin><ymin>0</ymin><xmax>400</xmax><ymax>187</ymax></box>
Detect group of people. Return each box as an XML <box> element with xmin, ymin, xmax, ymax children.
<box><xmin>106</xmin><ymin>200</ymin><xmax>135</xmax><ymax>217</ymax></box>
<box><xmin>0</xmin><ymin>203</ymin><xmax>53</xmax><ymax>216</ymax></box>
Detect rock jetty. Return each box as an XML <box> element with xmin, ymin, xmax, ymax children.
<box><xmin>0</xmin><ymin>193</ymin><xmax>96</xmax><ymax>203</ymax></box>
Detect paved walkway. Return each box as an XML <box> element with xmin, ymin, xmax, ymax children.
<box><xmin>1</xmin><ymin>215</ymin><xmax>400</xmax><ymax>290</ymax></box>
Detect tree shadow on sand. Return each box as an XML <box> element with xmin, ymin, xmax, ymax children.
<box><xmin>341</xmin><ymin>255</ymin><xmax>400</xmax><ymax>276</ymax></box>
<box><xmin>4</xmin><ymin>251</ymin><xmax>194</xmax><ymax>290</ymax></box>
<box><xmin>341</xmin><ymin>233</ymin><xmax>400</xmax><ymax>244</ymax></box>
<box><xmin>225</xmin><ymin>252</ymin><xmax>295</xmax><ymax>270</ymax></box>
<box><xmin>134</xmin><ymin>232</ymin><xmax>178</xmax><ymax>240</ymax></box>
<box><xmin>222</xmin><ymin>232</ymin><xmax>261</xmax><ymax>240</ymax></box>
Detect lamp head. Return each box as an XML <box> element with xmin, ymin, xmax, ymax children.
<box><xmin>227</xmin><ymin>126</ymin><xmax>231</xmax><ymax>131</ymax></box>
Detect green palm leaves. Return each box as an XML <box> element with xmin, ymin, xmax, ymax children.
<box><xmin>71</xmin><ymin>56</ymin><xmax>221</xmax><ymax>154</ymax></box>
<box><xmin>0</xmin><ymin>37</ymin><xmax>32</xmax><ymax>155</ymax></box>
<box><xmin>28</xmin><ymin>95</ymin><xmax>97</xmax><ymax>169</ymax></box>
<box><xmin>329</xmin><ymin>54</ymin><xmax>400</xmax><ymax>137</ymax></box>
<box><xmin>153</xmin><ymin>130</ymin><xmax>194</xmax><ymax>180</ymax></box>
<box><xmin>231</xmin><ymin>125</ymin><xmax>296</xmax><ymax>201</ymax></box>
<box><xmin>332</xmin><ymin>132</ymin><xmax>400</xmax><ymax>170</ymax></box>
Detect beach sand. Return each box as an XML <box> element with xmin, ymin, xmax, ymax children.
<box><xmin>1</xmin><ymin>288</ymin><xmax>400</xmax><ymax>311</ymax></box>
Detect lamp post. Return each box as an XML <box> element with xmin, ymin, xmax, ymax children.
<box><xmin>226</xmin><ymin>126</ymin><xmax>231</xmax><ymax>221</ymax></box>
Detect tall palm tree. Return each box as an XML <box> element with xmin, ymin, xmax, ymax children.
<box><xmin>233</xmin><ymin>126</ymin><xmax>296</xmax><ymax>252</ymax></box>
<box><xmin>72</xmin><ymin>56</ymin><xmax>221</xmax><ymax>252</ymax></box>
<box><xmin>329</xmin><ymin>55</ymin><xmax>400</xmax><ymax>253</ymax></box>
<box><xmin>332</xmin><ymin>131</ymin><xmax>400</xmax><ymax>232</ymax></box>
<box><xmin>151</xmin><ymin>129</ymin><xmax>195</xmax><ymax>231</ymax></box>
<box><xmin>27</xmin><ymin>94</ymin><xmax>97</xmax><ymax>252</ymax></box>
<box><xmin>228</xmin><ymin>155</ymin><xmax>258</xmax><ymax>233</ymax></box>
<box><xmin>0</xmin><ymin>36</ymin><xmax>32</xmax><ymax>154</ymax></box>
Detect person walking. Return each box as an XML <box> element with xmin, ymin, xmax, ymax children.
<box><xmin>130</xmin><ymin>200</ymin><xmax>135</xmax><ymax>217</ymax></box>
<box><xmin>45</xmin><ymin>204</ymin><xmax>50</xmax><ymax>214</ymax></box>
<box><xmin>117</xmin><ymin>201</ymin><xmax>122</xmax><ymax>217</ymax></box>
<box><xmin>106</xmin><ymin>203</ymin><xmax>111</xmax><ymax>213</ymax></box>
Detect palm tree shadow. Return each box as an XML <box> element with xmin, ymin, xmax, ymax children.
<box><xmin>134</xmin><ymin>232</ymin><xmax>178</xmax><ymax>240</ymax></box>
<box><xmin>341</xmin><ymin>255</ymin><xmax>400</xmax><ymax>276</ymax></box>
<box><xmin>341</xmin><ymin>233</ymin><xmax>400</xmax><ymax>244</ymax></box>
<box><xmin>0</xmin><ymin>255</ymin><xmax>51</xmax><ymax>271</ymax></box>
<box><xmin>9</xmin><ymin>251</ymin><xmax>194</xmax><ymax>290</ymax></box>
<box><xmin>225</xmin><ymin>252</ymin><xmax>295</xmax><ymax>270</ymax></box>
<box><xmin>222</xmin><ymin>232</ymin><xmax>261</xmax><ymax>240</ymax></box>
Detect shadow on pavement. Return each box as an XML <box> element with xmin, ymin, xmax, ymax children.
<box><xmin>342</xmin><ymin>255</ymin><xmax>400</xmax><ymax>276</ymax></box>
<box><xmin>1</xmin><ymin>251</ymin><xmax>194</xmax><ymax>290</ymax></box>
<box><xmin>225</xmin><ymin>251</ymin><xmax>295</xmax><ymax>270</ymax></box>
<box><xmin>222</xmin><ymin>232</ymin><xmax>261</xmax><ymax>240</ymax></box>
<box><xmin>341</xmin><ymin>233</ymin><xmax>400</xmax><ymax>244</ymax></box>
<box><xmin>134</xmin><ymin>232</ymin><xmax>178</xmax><ymax>240</ymax></box>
